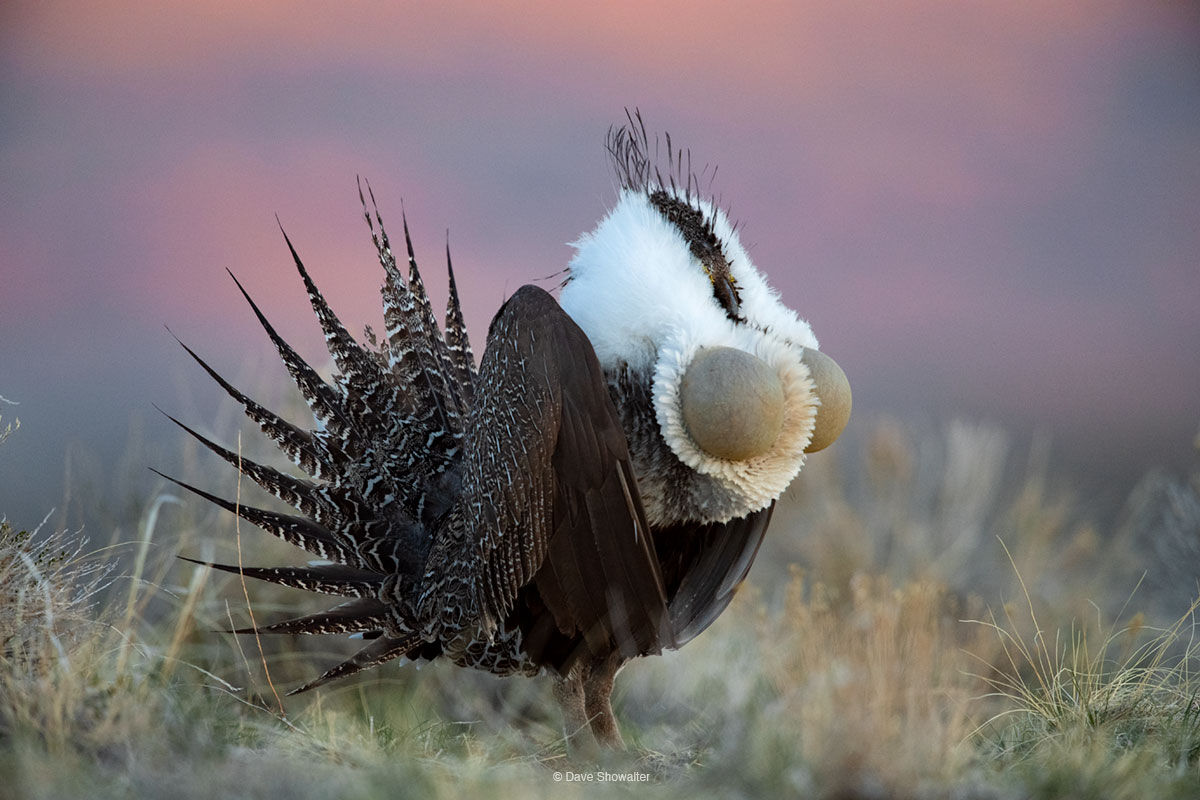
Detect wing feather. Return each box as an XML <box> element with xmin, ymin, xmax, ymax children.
<box><xmin>421</xmin><ymin>285</ymin><xmax>671</xmax><ymax>666</ymax></box>
<box><xmin>654</xmin><ymin>503</ymin><xmax>775</xmax><ymax>646</ymax></box>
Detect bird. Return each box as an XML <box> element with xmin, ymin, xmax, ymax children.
<box><xmin>159</xmin><ymin>112</ymin><xmax>851</xmax><ymax>752</ymax></box>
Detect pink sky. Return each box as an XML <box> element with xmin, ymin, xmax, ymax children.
<box><xmin>1</xmin><ymin>1</ymin><xmax>1198</xmax><ymax>528</ymax></box>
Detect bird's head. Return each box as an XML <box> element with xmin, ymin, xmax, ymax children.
<box><xmin>559</xmin><ymin>114</ymin><xmax>850</xmax><ymax>525</ymax></box>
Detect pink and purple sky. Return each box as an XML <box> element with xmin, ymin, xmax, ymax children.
<box><xmin>2</xmin><ymin>2</ymin><xmax>1198</xmax><ymax>530</ymax></box>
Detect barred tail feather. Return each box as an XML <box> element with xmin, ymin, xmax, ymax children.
<box><xmin>230</xmin><ymin>596</ymin><xmax>388</xmax><ymax>635</ymax></box>
<box><xmin>359</xmin><ymin>181</ymin><xmax>466</xmax><ymax>443</ymax></box>
<box><xmin>378</xmin><ymin>260</ymin><xmax>457</xmax><ymax>455</ymax></box>
<box><xmin>152</xmin><ymin>470</ymin><xmax>360</xmax><ymax>566</ymax></box>
<box><xmin>278</xmin><ymin>223</ymin><xmax>465</xmax><ymax>513</ymax></box>
<box><xmin>443</xmin><ymin>243</ymin><xmax>476</xmax><ymax>402</ymax></box>
<box><xmin>159</xmin><ymin>408</ymin><xmax>359</xmax><ymax>531</ymax></box>
<box><xmin>398</xmin><ymin>215</ymin><xmax>465</xmax><ymax>422</ymax></box>
<box><xmin>225</xmin><ymin>269</ymin><xmax>359</xmax><ymax>445</ymax></box>
<box><xmin>178</xmin><ymin>557</ymin><xmax>384</xmax><ymax>598</ymax></box>
<box><xmin>371</xmin><ymin>212</ymin><xmax>459</xmax><ymax>434</ymax></box>
<box><xmin>169</xmin><ymin>332</ymin><xmax>351</xmax><ymax>482</ymax></box>
<box><xmin>287</xmin><ymin>633</ymin><xmax>423</xmax><ymax>695</ymax></box>
<box><xmin>279</xmin><ymin>226</ymin><xmax>409</xmax><ymax>446</ymax></box>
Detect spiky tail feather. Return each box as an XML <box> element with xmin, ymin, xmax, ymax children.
<box><xmin>166</xmin><ymin>194</ymin><xmax>478</xmax><ymax>691</ymax></box>
<box><xmin>288</xmin><ymin>633</ymin><xmax>424</xmax><ymax>695</ymax></box>
<box><xmin>177</xmin><ymin>557</ymin><xmax>383</xmax><ymax>598</ymax></box>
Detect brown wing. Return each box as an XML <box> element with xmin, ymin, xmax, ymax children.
<box><xmin>652</xmin><ymin>503</ymin><xmax>775</xmax><ymax>646</ymax></box>
<box><xmin>450</xmin><ymin>285</ymin><xmax>672</xmax><ymax>669</ymax></box>
<box><xmin>532</xmin><ymin>352</ymin><xmax>673</xmax><ymax>668</ymax></box>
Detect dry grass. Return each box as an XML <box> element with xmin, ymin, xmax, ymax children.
<box><xmin>757</xmin><ymin>574</ymin><xmax>983</xmax><ymax>792</ymax></box>
<box><xmin>966</xmin><ymin>554</ymin><xmax>1200</xmax><ymax>796</ymax></box>
<box><xmin>0</xmin><ymin>516</ymin><xmax>113</xmax><ymax>747</ymax></box>
<box><xmin>2</xmin><ymin>412</ymin><xmax>1199</xmax><ymax>798</ymax></box>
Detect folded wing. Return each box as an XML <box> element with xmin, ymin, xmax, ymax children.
<box><xmin>418</xmin><ymin>285</ymin><xmax>673</xmax><ymax>670</ymax></box>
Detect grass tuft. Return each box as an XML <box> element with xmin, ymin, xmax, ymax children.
<box><xmin>969</xmin><ymin>547</ymin><xmax>1200</xmax><ymax>794</ymax></box>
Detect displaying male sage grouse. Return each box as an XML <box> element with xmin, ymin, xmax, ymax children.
<box><xmin>161</xmin><ymin>115</ymin><xmax>851</xmax><ymax>751</ymax></box>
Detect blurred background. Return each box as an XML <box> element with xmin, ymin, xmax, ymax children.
<box><xmin>2</xmin><ymin>1</ymin><xmax>1198</xmax><ymax>533</ymax></box>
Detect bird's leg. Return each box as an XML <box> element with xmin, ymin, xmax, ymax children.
<box><xmin>553</xmin><ymin>671</ymin><xmax>599</xmax><ymax>757</ymax></box>
<box><xmin>583</xmin><ymin>651</ymin><xmax>627</xmax><ymax>749</ymax></box>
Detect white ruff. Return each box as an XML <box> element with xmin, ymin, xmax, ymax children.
<box><xmin>652</xmin><ymin>328</ymin><xmax>818</xmax><ymax>518</ymax></box>
<box><xmin>560</xmin><ymin>189</ymin><xmax>824</xmax><ymax>521</ymax></box>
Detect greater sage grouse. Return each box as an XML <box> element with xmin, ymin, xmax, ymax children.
<box><xmin>163</xmin><ymin>115</ymin><xmax>851</xmax><ymax>750</ymax></box>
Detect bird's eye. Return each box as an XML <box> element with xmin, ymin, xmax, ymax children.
<box><xmin>708</xmin><ymin>270</ymin><xmax>741</xmax><ymax>320</ymax></box>
<box><xmin>647</xmin><ymin>189</ymin><xmax>742</xmax><ymax>319</ymax></box>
